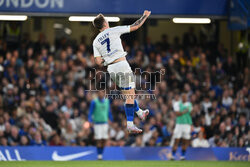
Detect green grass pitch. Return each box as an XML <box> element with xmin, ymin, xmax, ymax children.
<box><xmin>0</xmin><ymin>161</ymin><xmax>249</xmax><ymax>167</ymax></box>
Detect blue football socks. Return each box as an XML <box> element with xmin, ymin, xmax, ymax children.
<box><xmin>97</xmin><ymin>147</ymin><xmax>104</xmax><ymax>155</ymax></box>
<box><xmin>125</xmin><ymin>104</ymin><xmax>134</xmax><ymax>121</ymax></box>
<box><xmin>134</xmin><ymin>100</ymin><xmax>139</xmax><ymax>112</ymax></box>
<box><xmin>172</xmin><ymin>150</ymin><xmax>176</xmax><ymax>156</ymax></box>
<box><xmin>181</xmin><ymin>149</ymin><xmax>186</xmax><ymax>156</ymax></box>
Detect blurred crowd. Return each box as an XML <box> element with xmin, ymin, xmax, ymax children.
<box><xmin>0</xmin><ymin>25</ymin><xmax>249</xmax><ymax>148</ymax></box>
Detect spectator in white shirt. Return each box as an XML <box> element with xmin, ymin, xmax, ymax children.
<box><xmin>202</xmin><ymin>97</ymin><xmax>212</xmax><ymax>113</ymax></box>
<box><xmin>222</xmin><ymin>90</ymin><xmax>233</xmax><ymax>108</ymax></box>
<box><xmin>172</xmin><ymin>93</ymin><xmax>181</xmax><ymax>112</ymax></box>
<box><xmin>192</xmin><ymin>131</ymin><xmax>210</xmax><ymax>148</ymax></box>
<box><xmin>142</xmin><ymin>124</ymin><xmax>155</xmax><ymax>145</ymax></box>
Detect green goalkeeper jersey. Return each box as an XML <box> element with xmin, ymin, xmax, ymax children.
<box><xmin>176</xmin><ymin>101</ymin><xmax>193</xmax><ymax>125</ymax></box>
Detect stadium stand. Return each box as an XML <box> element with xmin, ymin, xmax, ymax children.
<box><xmin>0</xmin><ymin>28</ymin><xmax>249</xmax><ymax>148</ymax></box>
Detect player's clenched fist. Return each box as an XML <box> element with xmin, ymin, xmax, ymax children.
<box><xmin>143</xmin><ymin>10</ymin><xmax>151</xmax><ymax>17</ymax></box>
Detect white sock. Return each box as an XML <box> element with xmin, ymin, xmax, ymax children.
<box><xmin>127</xmin><ymin>121</ymin><xmax>134</xmax><ymax>127</ymax></box>
<box><xmin>98</xmin><ymin>154</ymin><xmax>103</xmax><ymax>159</ymax></box>
<box><xmin>136</xmin><ymin>108</ymin><xmax>143</xmax><ymax>115</ymax></box>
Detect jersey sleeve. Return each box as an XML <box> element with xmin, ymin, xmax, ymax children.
<box><xmin>114</xmin><ymin>26</ymin><xmax>130</xmax><ymax>35</ymax></box>
<box><xmin>88</xmin><ymin>100</ymin><xmax>95</xmax><ymax>123</ymax></box>
<box><xmin>93</xmin><ymin>43</ymin><xmax>101</xmax><ymax>57</ymax></box>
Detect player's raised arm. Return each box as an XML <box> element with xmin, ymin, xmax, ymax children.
<box><xmin>130</xmin><ymin>10</ymin><xmax>151</xmax><ymax>32</ymax></box>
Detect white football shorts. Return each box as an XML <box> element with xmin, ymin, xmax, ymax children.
<box><xmin>107</xmin><ymin>60</ymin><xmax>135</xmax><ymax>90</ymax></box>
<box><xmin>173</xmin><ymin>124</ymin><xmax>191</xmax><ymax>140</ymax></box>
<box><xmin>94</xmin><ymin>124</ymin><xmax>109</xmax><ymax>140</ymax></box>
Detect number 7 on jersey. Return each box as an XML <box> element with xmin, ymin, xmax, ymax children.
<box><xmin>101</xmin><ymin>38</ymin><xmax>111</xmax><ymax>53</ymax></box>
